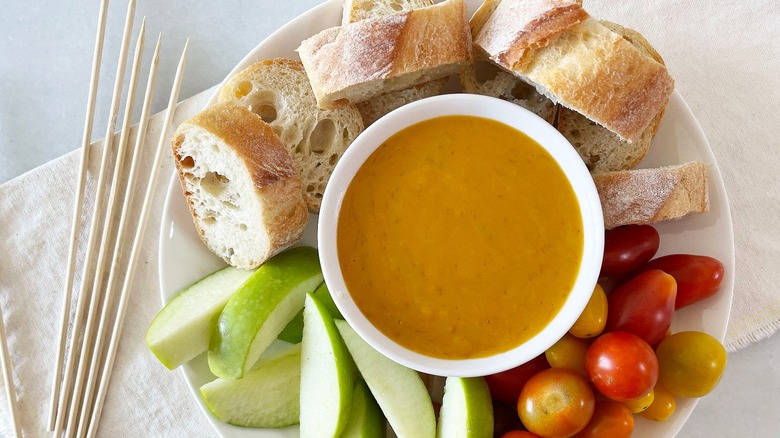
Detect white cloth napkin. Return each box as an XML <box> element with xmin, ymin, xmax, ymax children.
<box><xmin>1</xmin><ymin>1</ymin><xmax>779</xmax><ymax>436</ymax></box>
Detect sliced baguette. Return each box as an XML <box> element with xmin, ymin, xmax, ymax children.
<box><xmin>594</xmin><ymin>162</ymin><xmax>709</xmax><ymax>229</ymax></box>
<box><xmin>171</xmin><ymin>103</ymin><xmax>307</xmax><ymax>269</ymax></box>
<box><xmin>343</xmin><ymin>0</ymin><xmax>435</xmax><ymax>25</ymax></box>
<box><xmin>298</xmin><ymin>0</ymin><xmax>472</xmax><ymax>109</ymax></box>
<box><xmin>556</xmin><ymin>20</ymin><xmax>668</xmax><ymax>172</ymax></box>
<box><xmin>344</xmin><ymin>0</ymin><xmax>446</xmax><ymax>126</ymax></box>
<box><xmin>472</xmin><ymin>0</ymin><xmax>674</xmax><ymax>142</ymax></box>
<box><xmin>218</xmin><ymin>59</ymin><xmax>364</xmax><ymax>212</ymax></box>
<box><xmin>460</xmin><ymin>58</ymin><xmax>556</xmax><ymax>124</ymax></box>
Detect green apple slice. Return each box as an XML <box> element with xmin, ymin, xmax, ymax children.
<box><xmin>146</xmin><ymin>266</ymin><xmax>254</xmax><ymax>369</ymax></box>
<box><xmin>200</xmin><ymin>343</ymin><xmax>301</xmax><ymax>428</ymax></box>
<box><xmin>208</xmin><ymin>247</ymin><xmax>322</xmax><ymax>379</ymax></box>
<box><xmin>277</xmin><ymin>282</ymin><xmax>342</xmax><ymax>344</ymax></box>
<box><xmin>300</xmin><ymin>293</ymin><xmax>356</xmax><ymax>437</ymax></box>
<box><xmin>436</xmin><ymin>377</ymin><xmax>493</xmax><ymax>438</ymax></box>
<box><xmin>341</xmin><ymin>379</ymin><xmax>387</xmax><ymax>438</ymax></box>
<box><xmin>335</xmin><ymin>320</ymin><xmax>435</xmax><ymax>438</ymax></box>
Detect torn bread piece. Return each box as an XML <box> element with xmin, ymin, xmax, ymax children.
<box><xmin>219</xmin><ymin>59</ymin><xmax>364</xmax><ymax>212</ymax></box>
<box><xmin>171</xmin><ymin>102</ymin><xmax>308</xmax><ymax>269</ymax></box>
<box><xmin>594</xmin><ymin>162</ymin><xmax>709</xmax><ymax>229</ymax></box>
<box><xmin>298</xmin><ymin>0</ymin><xmax>472</xmax><ymax>109</ymax></box>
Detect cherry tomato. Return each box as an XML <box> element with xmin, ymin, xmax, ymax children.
<box><xmin>574</xmin><ymin>401</ymin><xmax>634</xmax><ymax>438</ymax></box>
<box><xmin>623</xmin><ymin>389</ymin><xmax>654</xmax><ymax>413</ymax></box>
<box><xmin>485</xmin><ymin>355</ymin><xmax>550</xmax><ymax>406</ymax></box>
<box><xmin>518</xmin><ymin>368</ymin><xmax>595</xmax><ymax>438</ymax></box>
<box><xmin>569</xmin><ymin>284</ymin><xmax>608</xmax><ymax>339</ymax></box>
<box><xmin>605</xmin><ymin>270</ymin><xmax>676</xmax><ymax>346</ymax></box>
<box><xmin>545</xmin><ymin>334</ymin><xmax>589</xmax><ymax>375</ymax></box>
<box><xmin>635</xmin><ymin>254</ymin><xmax>724</xmax><ymax>309</ymax></box>
<box><xmin>501</xmin><ymin>432</ymin><xmax>541</xmax><ymax>438</ymax></box>
<box><xmin>585</xmin><ymin>332</ymin><xmax>659</xmax><ymax>402</ymax></box>
<box><xmin>655</xmin><ymin>331</ymin><xmax>727</xmax><ymax>397</ymax></box>
<box><xmin>640</xmin><ymin>384</ymin><xmax>676</xmax><ymax>422</ymax></box>
<box><xmin>493</xmin><ymin>401</ymin><xmax>523</xmax><ymax>437</ymax></box>
<box><xmin>601</xmin><ymin>225</ymin><xmax>659</xmax><ymax>277</ymax></box>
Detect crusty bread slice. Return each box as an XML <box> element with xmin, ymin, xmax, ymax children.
<box><xmin>460</xmin><ymin>58</ymin><xmax>556</xmax><ymax>124</ymax></box>
<box><xmin>171</xmin><ymin>103</ymin><xmax>308</xmax><ymax>269</ymax></box>
<box><xmin>298</xmin><ymin>0</ymin><xmax>472</xmax><ymax>109</ymax></box>
<box><xmin>218</xmin><ymin>59</ymin><xmax>364</xmax><ymax>212</ymax></box>
<box><xmin>593</xmin><ymin>162</ymin><xmax>709</xmax><ymax>229</ymax></box>
<box><xmin>556</xmin><ymin>20</ymin><xmax>668</xmax><ymax>172</ymax></box>
<box><xmin>342</xmin><ymin>0</ymin><xmax>434</xmax><ymax>25</ymax></box>
<box><xmin>472</xmin><ymin>0</ymin><xmax>674</xmax><ymax>142</ymax></box>
<box><xmin>343</xmin><ymin>0</ymin><xmax>445</xmax><ymax>126</ymax></box>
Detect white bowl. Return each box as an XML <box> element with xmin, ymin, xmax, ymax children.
<box><xmin>318</xmin><ymin>94</ymin><xmax>604</xmax><ymax>377</ymax></box>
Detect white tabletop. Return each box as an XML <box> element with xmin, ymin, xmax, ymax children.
<box><xmin>1</xmin><ymin>0</ymin><xmax>779</xmax><ymax>437</ymax></box>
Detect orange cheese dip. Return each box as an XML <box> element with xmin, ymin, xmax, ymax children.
<box><xmin>337</xmin><ymin>116</ymin><xmax>583</xmax><ymax>359</ymax></box>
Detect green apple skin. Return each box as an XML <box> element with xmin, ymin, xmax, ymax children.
<box><xmin>208</xmin><ymin>247</ymin><xmax>322</xmax><ymax>379</ymax></box>
<box><xmin>277</xmin><ymin>282</ymin><xmax>342</xmax><ymax>344</ymax></box>
<box><xmin>146</xmin><ymin>266</ymin><xmax>254</xmax><ymax>369</ymax></box>
<box><xmin>341</xmin><ymin>379</ymin><xmax>387</xmax><ymax>438</ymax></box>
<box><xmin>436</xmin><ymin>377</ymin><xmax>493</xmax><ymax>438</ymax></box>
<box><xmin>300</xmin><ymin>293</ymin><xmax>356</xmax><ymax>437</ymax></box>
<box><xmin>335</xmin><ymin>320</ymin><xmax>436</xmax><ymax>438</ymax></box>
<box><xmin>200</xmin><ymin>343</ymin><xmax>301</xmax><ymax>428</ymax></box>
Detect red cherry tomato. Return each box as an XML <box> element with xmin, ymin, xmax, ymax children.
<box><xmin>518</xmin><ymin>368</ymin><xmax>595</xmax><ymax>438</ymax></box>
<box><xmin>485</xmin><ymin>354</ymin><xmax>550</xmax><ymax>406</ymax></box>
<box><xmin>585</xmin><ymin>332</ymin><xmax>659</xmax><ymax>402</ymax></box>
<box><xmin>501</xmin><ymin>432</ymin><xmax>541</xmax><ymax>438</ymax></box>
<box><xmin>601</xmin><ymin>225</ymin><xmax>660</xmax><ymax>277</ymax></box>
<box><xmin>634</xmin><ymin>254</ymin><xmax>724</xmax><ymax>309</ymax></box>
<box><xmin>605</xmin><ymin>270</ymin><xmax>677</xmax><ymax>346</ymax></box>
<box><xmin>574</xmin><ymin>400</ymin><xmax>634</xmax><ymax>438</ymax></box>
<box><xmin>492</xmin><ymin>401</ymin><xmax>523</xmax><ymax>437</ymax></box>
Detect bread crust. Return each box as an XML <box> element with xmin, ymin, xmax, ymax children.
<box><xmin>593</xmin><ymin>162</ymin><xmax>709</xmax><ymax>229</ymax></box>
<box><xmin>172</xmin><ymin>103</ymin><xmax>307</xmax><ymax>268</ymax></box>
<box><xmin>298</xmin><ymin>0</ymin><xmax>472</xmax><ymax>109</ymax></box>
<box><xmin>473</xmin><ymin>1</ymin><xmax>674</xmax><ymax>142</ymax></box>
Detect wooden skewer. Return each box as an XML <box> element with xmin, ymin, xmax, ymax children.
<box><xmin>76</xmin><ymin>33</ymin><xmax>162</xmax><ymax>438</ymax></box>
<box><xmin>53</xmin><ymin>0</ymin><xmax>137</xmax><ymax>435</ymax></box>
<box><xmin>0</xmin><ymin>306</ymin><xmax>21</xmax><ymax>438</ymax></box>
<box><xmin>86</xmin><ymin>39</ymin><xmax>189</xmax><ymax>438</ymax></box>
<box><xmin>64</xmin><ymin>18</ymin><xmax>147</xmax><ymax>438</ymax></box>
<box><xmin>48</xmin><ymin>0</ymin><xmax>110</xmax><ymax>430</ymax></box>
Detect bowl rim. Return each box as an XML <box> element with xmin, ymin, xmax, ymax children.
<box><xmin>317</xmin><ymin>93</ymin><xmax>604</xmax><ymax>377</ymax></box>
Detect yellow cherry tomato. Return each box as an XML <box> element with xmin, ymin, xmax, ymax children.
<box><xmin>545</xmin><ymin>333</ymin><xmax>589</xmax><ymax>375</ymax></box>
<box><xmin>640</xmin><ymin>384</ymin><xmax>676</xmax><ymax>422</ymax></box>
<box><xmin>656</xmin><ymin>331</ymin><xmax>727</xmax><ymax>397</ymax></box>
<box><xmin>569</xmin><ymin>284</ymin><xmax>607</xmax><ymax>338</ymax></box>
<box><xmin>623</xmin><ymin>389</ymin><xmax>654</xmax><ymax>413</ymax></box>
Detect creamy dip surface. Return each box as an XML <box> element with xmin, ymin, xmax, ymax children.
<box><xmin>337</xmin><ymin>115</ymin><xmax>583</xmax><ymax>359</ymax></box>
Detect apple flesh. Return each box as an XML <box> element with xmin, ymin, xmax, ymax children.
<box><xmin>208</xmin><ymin>247</ymin><xmax>323</xmax><ymax>379</ymax></box>
<box><xmin>200</xmin><ymin>343</ymin><xmax>301</xmax><ymax>428</ymax></box>
<box><xmin>300</xmin><ymin>293</ymin><xmax>356</xmax><ymax>437</ymax></box>
<box><xmin>145</xmin><ymin>266</ymin><xmax>254</xmax><ymax>369</ymax></box>
<box><xmin>341</xmin><ymin>379</ymin><xmax>386</xmax><ymax>438</ymax></box>
<box><xmin>335</xmin><ymin>320</ymin><xmax>435</xmax><ymax>438</ymax></box>
<box><xmin>437</xmin><ymin>377</ymin><xmax>493</xmax><ymax>438</ymax></box>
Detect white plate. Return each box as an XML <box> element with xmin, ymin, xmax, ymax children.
<box><xmin>158</xmin><ymin>0</ymin><xmax>735</xmax><ymax>436</ymax></box>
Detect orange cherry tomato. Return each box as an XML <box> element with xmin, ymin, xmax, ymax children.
<box><xmin>518</xmin><ymin>368</ymin><xmax>595</xmax><ymax>438</ymax></box>
<box><xmin>545</xmin><ymin>334</ymin><xmax>589</xmax><ymax>375</ymax></box>
<box><xmin>569</xmin><ymin>284</ymin><xmax>608</xmax><ymax>339</ymax></box>
<box><xmin>585</xmin><ymin>332</ymin><xmax>659</xmax><ymax>403</ymax></box>
<box><xmin>655</xmin><ymin>331</ymin><xmax>727</xmax><ymax>398</ymax></box>
<box><xmin>623</xmin><ymin>389</ymin><xmax>654</xmax><ymax>413</ymax></box>
<box><xmin>574</xmin><ymin>401</ymin><xmax>634</xmax><ymax>438</ymax></box>
<box><xmin>640</xmin><ymin>384</ymin><xmax>676</xmax><ymax>422</ymax></box>
<box><xmin>485</xmin><ymin>354</ymin><xmax>550</xmax><ymax>406</ymax></box>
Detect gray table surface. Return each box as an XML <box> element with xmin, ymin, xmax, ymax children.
<box><xmin>2</xmin><ymin>1</ymin><xmax>779</xmax><ymax>436</ymax></box>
